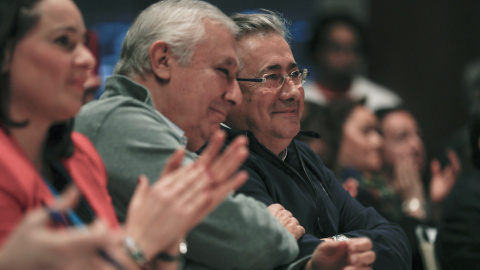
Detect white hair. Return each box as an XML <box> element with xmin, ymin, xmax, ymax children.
<box><xmin>230</xmin><ymin>10</ymin><xmax>291</xmax><ymax>69</ymax></box>
<box><xmin>231</xmin><ymin>10</ymin><xmax>291</xmax><ymax>42</ymax></box>
<box><xmin>114</xmin><ymin>0</ymin><xmax>238</xmax><ymax>77</ymax></box>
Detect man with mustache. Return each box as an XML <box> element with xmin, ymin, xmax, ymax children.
<box><xmin>223</xmin><ymin>11</ymin><xmax>411</xmax><ymax>270</ymax></box>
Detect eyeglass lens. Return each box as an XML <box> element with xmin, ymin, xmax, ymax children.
<box><xmin>264</xmin><ymin>70</ymin><xmax>306</xmax><ymax>88</ymax></box>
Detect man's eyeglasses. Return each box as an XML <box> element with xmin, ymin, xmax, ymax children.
<box><xmin>237</xmin><ymin>69</ymin><xmax>308</xmax><ymax>89</ymax></box>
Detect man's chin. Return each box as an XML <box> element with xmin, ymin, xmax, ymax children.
<box><xmin>274</xmin><ymin>127</ymin><xmax>300</xmax><ymax>141</ymax></box>
<box><xmin>209</xmin><ymin>123</ymin><xmax>222</xmax><ymax>133</ymax></box>
<box><xmin>202</xmin><ymin>124</ymin><xmax>222</xmax><ymax>142</ymax></box>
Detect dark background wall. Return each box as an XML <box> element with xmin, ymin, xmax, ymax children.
<box><xmin>369</xmin><ymin>1</ymin><xmax>480</xmax><ymax>159</ymax></box>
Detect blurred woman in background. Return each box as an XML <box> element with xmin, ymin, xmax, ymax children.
<box><xmin>300</xmin><ymin>99</ymin><xmax>460</xmax><ymax>269</ymax></box>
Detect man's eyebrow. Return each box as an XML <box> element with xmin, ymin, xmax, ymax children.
<box><xmin>262</xmin><ymin>64</ymin><xmax>282</xmax><ymax>73</ymax></box>
<box><xmin>261</xmin><ymin>62</ymin><xmax>299</xmax><ymax>74</ymax></box>
<box><xmin>288</xmin><ymin>62</ymin><xmax>299</xmax><ymax>70</ymax></box>
<box><xmin>222</xmin><ymin>57</ymin><xmax>239</xmax><ymax>67</ymax></box>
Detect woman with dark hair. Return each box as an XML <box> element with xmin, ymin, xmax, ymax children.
<box><xmin>301</xmin><ymin>98</ymin><xmax>459</xmax><ymax>269</ymax></box>
<box><xmin>0</xmin><ymin>0</ymin><xmax>248</xmax><ymax>268</ymax></box>
<box><xmin>301</xmin><ymin>98</ymin><xmax>392</xmax><ymax>212</ymax></box>
<box><xmin>302</xmin><ymin>99</ymin><xmax>426</xmax><ymax>269</ymax></box>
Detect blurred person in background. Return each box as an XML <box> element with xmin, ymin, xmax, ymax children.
<box><xmin>298</xmin><ymin>13</ymin><xmax>402</xmax><ymax>167</ymax></box>
<box><xmin>377</xmin><ymin>107</ymin><xmax>460</xmax><ymax>270</ymax></box>
<box><xmin>377</xmin><ymin>108</ymin><xmax>460</xmax><ymax>222</ymax></box>
<box><xmin>304</xmin><ymin>13</ymin><xmax>402</xmax><ymax>112</ymax></box>
<box><xmin>303</xmin><ymin>98</ymin><xmax>460</xmax><ymax>269</ymax></box>
<box><xmin>435</xmin><ymin>108</ymin><xmax>480</xmax><ymax>270</ymax></box>
<box><xmin>442</xmin><ymin>59</ymin><xmax>480</xmax><ymax>172</ymax></box>
<box><xmin>301</xmin><ymin>99</ymin><xmax>430</xmax><ymax>269</ymax></box>
<box><xmin>302</xmin><ymin>99</ymin><xmax>385</xmax><ymax>206</ymax></box>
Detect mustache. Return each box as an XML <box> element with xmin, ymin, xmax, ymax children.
<box><xmin>272</xmin><ymin>100</ymin><xmax>298</xmax><ymax>111</ymax></box>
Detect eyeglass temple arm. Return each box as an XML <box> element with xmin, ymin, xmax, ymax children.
<box><xmin>236</xmin><ymin>78</ymin><xmax>264</xmax><ymax>82</ymax></box>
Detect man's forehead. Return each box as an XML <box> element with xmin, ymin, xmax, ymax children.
<box><xmin>239</xmin><ymin>34</ymin><xmax>297</xmax><ymax>74</ymax></box>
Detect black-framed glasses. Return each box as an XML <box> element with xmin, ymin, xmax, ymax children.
<box><xmin>237</xmin><ymin>68</ymin><xmax>308</xmax><ymax>89</ymax></box>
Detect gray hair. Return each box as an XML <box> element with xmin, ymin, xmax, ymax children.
<box><xmin>230</xmin><ymin>10</ymin><xmax>291</xmax><ymax>42</ymax></box>
<box><xmin>114</xmin><ymin>0</ymin><xmax>238</xmax><ymax>77</ymax></box>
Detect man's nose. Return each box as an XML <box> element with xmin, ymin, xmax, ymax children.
<box><xmin>279</xmin><ymin>77</ymin><xmax>301</xmax><ymax>101</ymax></box>
<box><xmin>225</xmin><ymin>79</ymin><xmax>243</xmax><ymax>106</ymax></box>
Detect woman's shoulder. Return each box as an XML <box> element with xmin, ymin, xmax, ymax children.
<box><xmin>65</xmin><ymin>132</ymin><xmax>106</xmax><ymax>181</ymax></box>
<box><xmin>69</xmin><ymin>132</ymin><xmax>104</xmax><ymax>166</ymax></box>
<box><xmin>66</xmin><ymin>132</ymin><xmax>119</xmax><ymax>228</ymax></box>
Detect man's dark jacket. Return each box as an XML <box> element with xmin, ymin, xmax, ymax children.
<box><xmin>435</xmin><ymin>169</ymin><xmax>480</xmax><ymax>270</ymax></box>
<box><xmin>224</xmin><ymin>128</ymin><xmax>411</xmax><ymax>270</ymax></box>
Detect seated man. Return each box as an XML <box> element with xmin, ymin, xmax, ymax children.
<box><xmin>435</xmin><ymin>110</ymin><xmax>480</xmax><ymax>270</ymax></box>
<box><xmin>75</xmin><ymin>0</ymin><xmax>298</xmax><ymax>269</ymax></box>
<box><xmin>223</xmin><ymin>11</ymin><xmax>412</xmax><ymax>270</ymax></box>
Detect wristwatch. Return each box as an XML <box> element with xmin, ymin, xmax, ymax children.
<box><xmin>123</xmin><ymin>235</ymin><xmax>148</xmax><ymax>266</ymax></box>
<box><xmin>156</xmin><ymin>240</ymin><xmax>188</xmax><ymax>262</ymax></box>
<box><xmin>331</xmin><ymin>234</ymin><xmax>350</xmax><ymax>242</ymax></box>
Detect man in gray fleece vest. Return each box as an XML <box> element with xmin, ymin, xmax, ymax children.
<box><xmin>75</xmin><ymin>0</ymin><xmax>301</xmax><ymax>269</ymax></box>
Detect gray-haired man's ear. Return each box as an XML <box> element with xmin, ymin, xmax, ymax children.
<box><xmin>149</xmin><ymin>40</ymin><xmax>172</xmax><ymax>81</ymax></box>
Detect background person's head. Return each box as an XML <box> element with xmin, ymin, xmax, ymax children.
<box><xmin>309</xmin><ymin>13</ymin><xmax>368</xmax><ymax>90</ymax></box>
<box><xmin>337</xmin><ymin>101</ymin><xmax>382</xmax><ymax>174</ymax></box>
<box><xmin>114</xmin><ymin>0</ymin><xmax>242</xmax><ymax>151</ymax></box>
<box><xmin>316</xmin><ymin>99</ymin><xmax>382</xmax><ymax>175</ymax></box>
<box><xmin>377</xmin><ymin>108</ymin><xmax>426</xmax><ymax>173</ymax></box>
<box><xmin>225</xmin><ymin>11</ymin><xmax>307</xmax><ymax>154</ymax></box>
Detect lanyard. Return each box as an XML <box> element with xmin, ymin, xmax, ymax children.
<box><xmin>41</xmin><ymin>175</ymin><xmax>86</xmax><ymax>229</ymax></box>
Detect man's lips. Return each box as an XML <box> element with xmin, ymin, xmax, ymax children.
<box><xmin>272</xmin><ymin>108</ymin><xmax>297</xmax><ymax>114</ymax></box>
<box><xmin>209</xmin><ymin>106</ymin><xmax>228</xmax><ymax>121</ymax></box>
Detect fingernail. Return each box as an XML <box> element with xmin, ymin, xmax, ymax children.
<box><xmin>137</xmin><ymin>174</ymin><xmax>145</xmax><ymax>185</ymax></box>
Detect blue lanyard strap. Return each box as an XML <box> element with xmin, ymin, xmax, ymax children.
<box><xmin>41</xmin><ymin>176</ymin><xmax>87</xmax><ymax>229</ymax></box>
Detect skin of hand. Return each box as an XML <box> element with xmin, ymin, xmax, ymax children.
<box><xmin>392</xmin><ymin>155</ymin><xmax>426</xmax><ymax>219</ymax></box>
<box><xmin>267</xmin><ymin>204</ymin><xmax>305</xmax><ymax>240</ymax></box>
<box><xmin>124</xmin><ymin>130</ymin><xmax>249</xmax><ymax>261</ymax></box>
<box><xmin>429</xmin><ymin>150</ymin><xmax>461</xmax><ymax>204</ymax></box>
<box><xmin>342</xmin><ymin>177</ymin><xmax>359</xmax><ymax>199</ymax></box>
<box><xmin>392</xmin><ymin>155</ymin><xmax>424</xmax><ymax>201</ymax></box>
<box><xmin>0</xmin><ymin>187</ymin><xmax>119</xmax><ymax>270</ymax></box>
<box><xmin>306</xmin><ymin>237</ymin><xmax>375</xmax><ymax>270</ymax></box>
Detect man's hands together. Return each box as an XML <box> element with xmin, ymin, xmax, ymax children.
<box><xmin>267</xmin><ymin>203</ymin><xmax>376</xmax><ymax>269</ymax></box>
<box><xmin>307</xmin><ymin>237</ymin><xmax>375</xmax><ymax>270</ymax></box>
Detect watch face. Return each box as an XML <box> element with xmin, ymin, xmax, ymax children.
<box><xmin>180</xmin><ymin>241</ymin><xmax>188</xmax><ymax>254</ymax></box>
<box><xmin>333</xmin><ymin>234</ymin><xmax>350</xmax><ymax>242</ymax></box>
